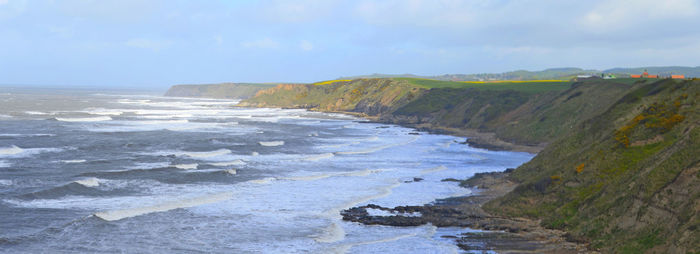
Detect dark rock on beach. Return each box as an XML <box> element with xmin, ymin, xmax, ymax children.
<box><xmin>341</xmin><ymin>171</ymin><xmax>596</xmax><ymax>253</ymax></box>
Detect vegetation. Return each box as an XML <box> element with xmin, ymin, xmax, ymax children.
<box><xmin>486</xmin><ymin>79</ymin><xmax>700</xmax><ymax>253</ymax></box>
<box><xmin>313</xmin><ymin>79</ymin><xmax>352</xmax><ymax>85</ymax></box>
<box><xmin>176</xmin><ymin>76</ymin><xmax>699</xmax><ymax>252</ymax></box>
<box><xmin>393</xmin><ymin>77</ymin><xmax>572</xmax><ymax>93</ymax></box>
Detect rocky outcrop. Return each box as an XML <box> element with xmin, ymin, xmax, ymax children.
<box><xmin>341</xmin><ymin>171</ymin><xmax>593</xmax><ymax>253</ymax></box>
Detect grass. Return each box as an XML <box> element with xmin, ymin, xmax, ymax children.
<box><xmin>313</xmin><ymin>79</ymin><xmax>352</xmax><ymax>85</ymax></box>
<box><xmin>393</xmin><ymin>77</ymin><xmax>573</xmax><ymax>93</ymax></box>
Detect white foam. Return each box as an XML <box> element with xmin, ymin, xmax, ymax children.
<box><xmin>259</xmin><ymin>141</ymin><xmax>284</xmax><ymax>147</ymax></box>
<box><xmin>144</xmin><ymin>149</ymin><xmax>232</xmax><ymax>159</ymax></box>
<box><xmin>174</xmin><ymin>163</ymin><xmax>198</xmax><ymax>170</ymax></box>
<box><xmin>366</xmin><ymin>208</ymin><xmax>422</xmax><ymax>217</ymax></box>
<box><xmin>314</xmin><ymin>180</ymin><xmax>402</xmax><ymax>244</ymax></box>
<box><xmin>335</xmin><ymin>136</ymin><xmax>419</xmax><ymax>155</ymax></box>
<box><xmin>225</xmin><ymin>169</ymin><xmax>237</xmax><ymax>175</ymax></box>
<box><xmin>0</xmin><ymin>145</ymin><xmax>63</xmax><ymax>158</ymax></box>
<box><xmin>421</xmin><ymin>165</ymin><xmax>447</xmax><ymax>174</ymax></box>
<box><xmin>75</xmin><ymin>177</ymin><xmax>100</xmax><ymax>187</ymax></box>
<box><xmin>93</xmin><ymin>192</ymin><xmax>233</xmax><ymax>221</ymax></box>
<box><xmin>83</xmin><ymin>108</ymin><xmax>124</xmax><ymax>116</ymax></box>
<box><xmin>250</xmin><ymin>177</ymin><xmax>276</xmax><ymax>184</ymax></box>
<box><xmin>0</xmin><ymin>145</ymin><xmax>23</xmax><ymax>155</ymax></box>
<box><xmin>282</xmin><ymin>169</ymin><xmax>381</xmax><ymax>182</ymax></box>
<box><xmin>302</xmin><ymin>153</ymin><xmax>335</xmax><ymax>161</ymax></box>
<box><xmin>25</xmin><ymin>111</ymin><xmax>48</xmax><ymax>115</ymax></box>
<box><xmin>136</xmin><ymin>119</ymin><xmax>189</xmax><ymax>125</ymax></box>
<box><xmin>0</xmin><ymin>160</ymin><xmax>9</xmax><ymax>168</ymax></box>
<box><xmin>208</xmin><ymin>160</ymin><xmax>246</xmax><ymax>167</ymax></box>
<box><xmin>61</xmin><ymin>159</ymin><xmax>86</xmax><ymax>164</ymax></box>
<box><xmin>315</xmin><ymin>222</ymin><xmax>346</xmax><ymax>243</ymax></box>
<box><xmin>282</xmin><ymin>173</ymin><xmax>333</xmax><ymax>181</ymax></box>
<box><xmin>0</xmin><ymin>179</ymin><xmax>11</xmax><ymax>185</ymax></box>
<box><xmin>251</xmin><ymin>152</ymin><xmax>259</xmax><ymax>156</ymax></box>
<box><xmin>0</xmin><ymin>133</ymin><xmax>55</xmax><ymax>137</ymax></box>
<box><xmin>56</xmin><ymin>116</ymin><xmax>112</xmax><ymax>122</ymax></box>
<box><xmin>0</xmin><ymin>114</ymin><xmax>12</xmax><ymax>118</ymax></box>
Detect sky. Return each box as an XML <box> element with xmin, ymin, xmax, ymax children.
<box><xmin>1</xmin><ymin>0</ymin><xmax>699</xmax><ymax>89</ymax></box>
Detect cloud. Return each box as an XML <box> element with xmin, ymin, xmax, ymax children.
<box><xmin>300</xmin><ymin>40</ymin><xmax>313</xmax><ymax>51</ymax></box>
<box><xmin>240</xmin><ymin>38</ymin><xmax>280</xmax><ymax>49</ymax></box>
<box><xmin>0</xmin><ymin>0</ymin><xmax>9</xmax><ymax>5</ymax></box>
<box><xmin>125</xmin><ymin>38</ymin><xmax>173</xmax><ymax>51</ymax></box>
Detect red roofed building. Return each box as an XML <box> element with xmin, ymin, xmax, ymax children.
<box><xmin>630</xmin><ymin>74</ymin><xmax>642</xmax><ymax>78</ymax></box>
<box><xmin>671</xmin><ymin>75</ymin><xmax>685</xmax><ymax>79</ymax></box>
<box><xmin>647</xmin><ymin>74</ymin><xmax>658</xmax><ymax>78</ymax></box>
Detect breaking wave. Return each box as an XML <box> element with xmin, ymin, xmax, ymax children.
<box><xmin>55</xmin><ymin>116</ymin><xmax>112</xmax><ymax>122</ymax></box>
<box><xmin>259</xmin><ymin>141</ymin><xmax>284</xmax><ymax>147</ymax></box>
<box><xmin>93</xmin><ymin>192</ymin><xmax>233</xmax><ymax>221</ymax></box>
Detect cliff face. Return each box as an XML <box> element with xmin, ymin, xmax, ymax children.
<box><xmin>485</xmin><ymin>79</ymin><xmax>700</xmax><ymax>253</ymax></box>
<box><xmin>235</xmin><ymin>77</ymin><xmax>699</xmax><ymax>252</ymax></box>
<box><xmin>164</xmin><ymin>83</ymin><xmax>278</xmax><ymax>99</ymax></box>
<box><xmin>238</xmin><ymin>79</ymin><xmax>424</xmax><ymax>115</ymax></box>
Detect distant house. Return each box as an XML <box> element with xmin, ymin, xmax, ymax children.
<box><xmin>671</xmin><ymin>74</ymin><xmax>685</xmax><ymax>79</ymax></box>
<box><xmin>630</xmin><ymin>69</ymin><xmax>659</xmax><ymax>79</ymax></box>
<box><xmin>577</xmin><ymin>75</ymin><xmax>593</xmax><ymax>78</ymax></box>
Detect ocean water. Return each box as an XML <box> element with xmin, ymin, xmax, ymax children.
<box><xmin>0</xmin><ymin>88</ymin><xmax>533</xmax><ymax>253</ymax></box>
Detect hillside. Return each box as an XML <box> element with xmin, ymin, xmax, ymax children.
<box><xmin>238</xmin><ymin>79</ymin><xmax>423</xmax><ymax>115</ymax></box>
<box><xmin>164</xmin><ymin>83</ymin><xmax>278</xmax><ymax>99</ymax></box>
<box><xmin>238</xmin><ymin>77</ymin><xmax>643</xmax><ymax>151</ymax></box>
<box><xmin>485</xmin><ymin>79</ymin><xmax>699</xmax><ymax>253</ymax></box>
<box><xmin>605</xmin><ymin>66</ymin><xmax>700</xmax><ymax>77</ymax></box>
<box><xmin>339</xmin><ymin>66</ymin><xmax>699</xmax><ymax>82</ymax></box>
<box><xmin>169</xmin><ymin>77</ymin><xmax>698</xmax><ymax>252</ymax></box>
<box><xmin>340</xmin><ymin>68</ymin><xmax>598</xmax><ymax>81</ymax></box>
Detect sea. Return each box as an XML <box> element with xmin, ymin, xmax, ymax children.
<box><xmin>0</xmin><ymin>87</ymin><xmax>533</xmax><ymax>253</ymax></box>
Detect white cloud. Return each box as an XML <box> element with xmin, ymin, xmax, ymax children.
<box><xmin>0</xmin><ymin>0</ymin><xmax>9</xmax><ymax>6</ymax></box>
<box><xmin>300</xmin><ymin>40</ymin><xmax>313</xmax><ymax>51</ymax></box>
<box><xmin>125</xmin><ymin>38</ymin><xmax>173</xmax><ymax>51</ymax></box>
<box><xmin>240</xmin><ymin>38</ymin><xmax>280</xmax><ymax>49</ymax></box>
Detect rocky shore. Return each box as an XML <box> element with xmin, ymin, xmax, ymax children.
<box><xmin>341</xmin><ymin>171</ymin><xmax>596</xmax><ymax>253</ymax></box>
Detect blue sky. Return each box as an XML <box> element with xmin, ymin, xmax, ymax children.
<box><xmin>1</xmin><ymin>0</ymin><xmax>699</xmax><ymax>89</ymax></box>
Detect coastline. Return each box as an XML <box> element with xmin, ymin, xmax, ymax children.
<box><xmin>239</xmin><ymin>104</ymin><xmax>588</xmax><ymax>252</ymax></box>
<box><xmin>305</xmin><ymin>109</ymin><xmax>545</xmax><ymax>154</ymax></box>
<box><xmin>341</xmin><ymin>171</ymin><xmax>595</xmax><ymax>253</ymax></box>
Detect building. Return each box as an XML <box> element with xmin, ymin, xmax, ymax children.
<box><xmin>671</xmin><ymin>75</ymin><xmax>685</xmax><ymax>79</ymax></box>
<box><xmin>630</xmin><ymin>69</ymin><xmax>659</xmax><ymax>79</ymax></box>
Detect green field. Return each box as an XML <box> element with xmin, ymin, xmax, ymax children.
<box><xmin>393</xmin><ymin>77</ymin><xmax>573</xmax><ymax>93</ymax></box>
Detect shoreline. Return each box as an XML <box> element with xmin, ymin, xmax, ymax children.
<box><xmin>341</xmin><ymin>171</ymin><xmax>596</xmax><ymax>253</ymax></box>
<box><xmin>304</xmin><ymin>109</ymin><xmax>545</xmax><ymax>154</ymax></box>
<box><xmin>235</xmin><ymin>103</ymin><xmax>584</xmax><ymax>252</ymax></box>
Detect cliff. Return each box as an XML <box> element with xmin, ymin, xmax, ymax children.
<box><xmin>166</xmin><ymin>77</ymin><xmax>699</xmax><ymax>252</ymax></box>
<box><xmin>164</xmin><ymin>83</ymin><xmax>278</xmax><ymax>99</ymax></box>
<box><xmin>485</xmin><ymin>79</ymin><xmax>699</xmax><ymax>253</ymax></box>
